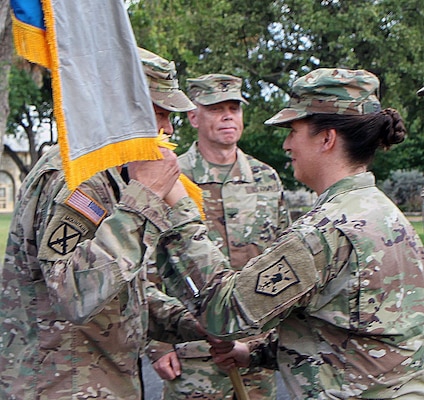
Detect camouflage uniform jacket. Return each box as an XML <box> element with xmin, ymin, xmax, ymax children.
<box><xmin>0</xmin><ymin>146</ymin><xmax>202</xmax><ymax>400</ymax></box>
<box><xmin>147</xmin><ymin>141</ymin><xmax>289</xmax><ymax>360</ymax></box>
<box><xmin>160</xmin><ymin>172</ymin><xmax>424</xmax><ymax>399</ymax></box>
<box><xmin>178</xmin><ymin>142</ymin><xmax>289</xmax><ymax>268</ymax></box>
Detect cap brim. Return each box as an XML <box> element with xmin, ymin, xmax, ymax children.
<box><xmin>151</xmin><ymin>90</ymin><xmax>197</xmax><ymax>112</ymax></box>
<box><xmin>417</xmin><ymin>87</ymin><xmax>424</xmax><ymax>97</ymax></box>
<box><xmin>196</xmin><ymin>92</ymin><xmax>249</xmax><ymax>106</ymax></box>
<box><xmin>264</xmin><ymin>108</ymin><xmax>308</xmax><ymax>127</ymax></box>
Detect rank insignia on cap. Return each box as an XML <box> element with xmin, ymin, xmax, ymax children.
<box><xmin>65</xmin><ymin>189</ymin><xmax>106</xmax><ymax>225</ymax></box>
<box><xmin>220</xmin><ymin>82</ymin><xmax>230</xmax><ymax>92</ymax></box>
<box><xmin>256</xmin><ymin>256</ymin><xmax>299</xmax><ymax>296</ymax></box>
<box><xmin>48</xmin><ymin>223</ymin><xmax>81</xmax><ymax>255</ymax></box>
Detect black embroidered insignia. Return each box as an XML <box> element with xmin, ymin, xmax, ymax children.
<box><xmin>220</xmin><ymin>82</ymin><xmax>230</xmax><ymax>92</ymax></box>
<box><xmin>48</xmin><ymin>223</ymin><xmax>81</xmax><ymax>255</ymax></box>
<box><xmin>256</xmin><ymin>256</ymin><xmax>299</xmax><ymax>296</ymax></box>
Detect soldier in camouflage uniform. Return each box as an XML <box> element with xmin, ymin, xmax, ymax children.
<box><xmin>157</xmin><ymin>68</ymin><xmax>424</xmax><ymax>399</ymax></box>
<box><xmin>0</xmin><ymin>49</ymin><xmax>202</xmax><ymax>400</ymax></box>
<box><xmin>147</xmin><ymin>74</ymin><xmax>290</xmax><ymax>399</ymax></box>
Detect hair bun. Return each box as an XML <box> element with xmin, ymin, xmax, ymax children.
<box><xmin>381</xmin><ymin>108</ymin><xmax>406</xmax><ymax>148</ymax></box>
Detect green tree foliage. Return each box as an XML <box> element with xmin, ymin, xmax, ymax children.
<box><xmin>382</xmin><ymin>169</ymin><xmax>424</xmax><ymax>212</ymax></box>
<box><xmin>7</xmin><ymin>65</ymin><xmax>54</xmax><ymax>174</ymax></box>
<box><xmin>128</xmin><ymin>0</ymin><xmax>424</xmax><ymax>189</ymax></box>
<box><xmin>6</xmin><ymin>1</ymin><xmax>424</xmax><ymax>187</ymax></box>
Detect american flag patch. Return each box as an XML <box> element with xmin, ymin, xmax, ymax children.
<box><xmin>65</xmin><ymin>189</ymin><xmax>107</xmax><ymax>225</ymax></box>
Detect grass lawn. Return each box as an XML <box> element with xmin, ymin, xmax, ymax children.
<box><xmin>0</xmin><ymin>213</ymin><xmax>12</xmax><ymax>261</ymax></box>
<box><xmin>0</xmin><ymin>212</ymin><xmax>423</xmax><ymax>262</ymax></box>
<box><xmin>411</xmin><ymin>220</ymin><xmax>424</xmax><ymax>242</ymax></box>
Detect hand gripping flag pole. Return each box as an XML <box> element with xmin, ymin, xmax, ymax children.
<box><xmin>156</xmin><ymin>130</ymin><xmax>204</xmax><ymax>219</ymax></box>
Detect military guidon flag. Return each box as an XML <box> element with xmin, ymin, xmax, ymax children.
<box><xmin>10</xmin><ymin>0</ymin><xmax>161</xmax><ymax>190</ymax></box>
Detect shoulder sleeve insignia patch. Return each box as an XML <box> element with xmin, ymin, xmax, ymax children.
<box><xmin>65</xmin><ymin>189</ymin><xmax>106</xmax><ymax>225</ymax></box>
<box><xmin>47</xmin><ymin>223</ymin><xmax>81</xmax><ymax>255</ymax></box>
<box><xmin>234</xmin><ymin>232</ymin><xmax>319</xmax><ymax>326</ymax></box>
<box><xmin>256</xmin><ymin>256</ymin><xmax>299</xmax><ymax>296</ymax></box>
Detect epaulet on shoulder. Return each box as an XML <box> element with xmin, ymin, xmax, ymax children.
<box><xmin>37</xmin><ymin>145</ymin><xmax>63</xmax><ymax>173</ymax></box>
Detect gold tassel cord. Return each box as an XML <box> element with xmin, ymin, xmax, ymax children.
<box><xmin>156</xmin><ymin>130</ymin><xmax>205</xmax><ymax>220</ymax></box>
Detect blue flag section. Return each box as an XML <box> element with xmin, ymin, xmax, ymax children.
<box><xmin>10</xmin><ymin>0</ymin><xmax>44</xmax><ymax>29</ymax></box>
<box><xmin>10</xmin><ymin>0</ymin><xmax>50</xmax><ymax>67</ymax></box>
<box><xmin>10</xmin><ymin>0</ymin><xmax>160</xmax><ymax>190</ymax></box>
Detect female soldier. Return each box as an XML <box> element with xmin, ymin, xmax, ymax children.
<box><xmin>156</xmin><ymin>68</ymin><xmax>424</xmax><ymax>399</ymax></box>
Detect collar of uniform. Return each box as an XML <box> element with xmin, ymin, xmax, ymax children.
<box><xmin>188</xmin><ymin>143</ymin><xmax>254</xmax><ymax>184</ymax></box>
<box><xmin>314</xmin><ymin>172</ymin><xmax>375</xmax><ymax>208</ymax></box>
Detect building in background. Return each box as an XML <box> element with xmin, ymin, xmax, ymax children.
<box><xmin>0</xmin><ymin>150</ymin><xmax>30</xmax><ymax>213</ymax></box>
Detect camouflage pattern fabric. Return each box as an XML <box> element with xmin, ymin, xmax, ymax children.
<box><xmin>159</xmin><ymin>172</ymin><xmax>424</xmax><ymax>399</ymax></box>
<box><xmin>265</xmin><ymin>68</ymin><xmax>381</xmax><ymax>127</ymax></box>
<box><xmin>138</xmin><ymin>47</ymin><xmax>195</xmax><ymax>112</ymax></box>
<box><xmin>187</xmin><ymin>74</ymin><xmax>249</xmax><ymax>106</ymax></box>
<box><xmin>0</xmin><ymin>145</ymin><xmax>203</xmax><ymax>400</ymax></box>
<box><xmin>161</xmin><ymin>353</ymin><xmax>279</xmax><ymax>400</ymax></box>
<box><xmin>147</xmin><ymin>142</ymin><xmax>290</xmax><ymax>399</ymax></box>
<box><xmin>179</xmin><ymin>142</ymin><xmax>290</xmax><ymax>268</ymax></box>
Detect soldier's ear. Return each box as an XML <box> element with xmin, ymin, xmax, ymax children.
<box><xmin>188</xmin><ymin>110</ymin><xmax>199</xmax><ymax>128</ymax></box>
<box><xmin>321</xmin><ymin>128</ymin><xmax>337</xmax><ymax>152</ymax></box>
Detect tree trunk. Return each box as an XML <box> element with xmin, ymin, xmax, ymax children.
<box><xmin>3</xmin><ymin>144</ymin><xmax>29</xmax><ymax>177</ymax></box>
<box><xmin>0</xmin><ymin>2</ymin><xmax>13</xmax><ymax>163</ymax></box>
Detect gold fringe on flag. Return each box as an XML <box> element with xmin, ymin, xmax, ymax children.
<box><xmin>65</xmin><ymin>138</ymin><xmax>164</xmax><ymax>190</ymax></box>
<box><xmin>11</xmin><ymin>3</ymin><xmax>204</xmax><ymax>219</ymax></box>
<box><xmin>10</xmin><ymin>12</ymin><xmax>51</xmax><ymax>68</ymax></box>
<box><xmin>41</xmin><ymin>0</ymin><xmax>164</xmax><ymax>190</ymax></box>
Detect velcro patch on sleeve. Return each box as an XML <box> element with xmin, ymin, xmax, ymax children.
<box><xmin>256</xmin><ymin>256</ymin><xmax>300</xmax><ymax>296</ymax></box>
<box><xmin>65</xmin><ymin>189</ymin><xmax>106</xmax><ymax>226</ymax></box>
<box><xmin>234</xmin><ymin>232</ymin><xmax>320</xmax><ymax>327</ymax></box>
<box><xmin>39</xmin><ymin>188</ymin><xmax>98</xmax><ymax>261</ymax></box>
<box><xmin>47</xmin><ymin>222</ymin><xmax>81</xmax><ymax>255</ymax></box>
<box><xmin>39</xmin><ymin>209</ymin><xmax>96</xmax><ymax>260</ymax></box>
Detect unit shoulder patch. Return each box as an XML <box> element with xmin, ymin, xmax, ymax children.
<box><xmin>234</xmin><ymin>232</ymin><xmax>319</xmax><ymax>326</ymax></box>
<box><xmin>256</xmin><ymin>256</ymin><xmax>299</xmax><ymax>296</ymax></box>
<box><xmin>47</xmin><ymin>222</ymin><xmax>81</xmax><ymax>255</ymax></box>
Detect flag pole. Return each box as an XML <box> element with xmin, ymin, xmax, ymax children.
<box><xmin>228</xmin><ymin>367</ymin><xmax>250</xmax><ymax>400</ymax></box>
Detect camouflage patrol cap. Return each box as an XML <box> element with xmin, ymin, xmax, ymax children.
<box><xmin>265</xmin><ymin>68</ymin><xmax>381</xmax><ymax>127</ymax></box>
<box><xmin>187</xmin><ymin>74</ymin><xmax>249</xmax><ymax>105</ymax></box>
<box><xmin>138</xmin><ymin>48</ymin><xmax>196</xmax><ymax>112</ymax></box>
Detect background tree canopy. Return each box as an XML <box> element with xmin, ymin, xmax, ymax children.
<box><xmin>127</xmin><ymin>0</ymin><xmax>424</xmax><ymax>189</ymax></box>
<box><xmin>7</xmin><ymin>0</ymin><xmax>424</xmax><ymax>191</ymax></box>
